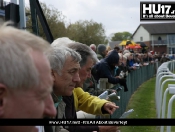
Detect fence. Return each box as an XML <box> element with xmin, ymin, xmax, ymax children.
<box><xmin>154</xmin><ymin>60</ymin><xmax>175</xmax><ymax>132</ymax></box>
<box><xmin>111</xmin><ymin>63</ymin><xmax>156</xmax><ymax>118</ymax></box>
<box><xmin>77</xmin><ymin>62</ymin><xmax>157</xmax><ymax>119</ymax></box>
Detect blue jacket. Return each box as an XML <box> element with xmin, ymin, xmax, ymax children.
<box><xmin>92</xmin><ymin>50</ymin><xmax>119</xmax><ymax>84</ymax></box>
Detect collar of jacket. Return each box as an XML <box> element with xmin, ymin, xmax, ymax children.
<box><xmin>51</xmin><ymin>92</ymin><xmax>62</xmax><ymax>108</ymax></box>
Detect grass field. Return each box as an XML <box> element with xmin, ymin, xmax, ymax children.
<box><xmin>119</xmin><ymin>76</ymin><xmax>175</xmax><ymax>132</ymax></box>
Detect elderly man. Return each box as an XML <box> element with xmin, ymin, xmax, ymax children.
<box><xmin>46</xmin><ymin>46</ymin><xmax>81</xmax><ymax>132</ymax></box>
<box><xmin>97</xmin><ymin>44</ymin><xmax>107</xmax><ymax>60</ymax></box>
<box><xmin>90</xmin><ymin>44</ymin><xmax>97</xmax><ymax>52</ymax></box>
<box><xmin>49</xmin><ymin>39</ymin><xmax>119</xmax><ymax>132</ymax></box>
<box><xmin>66</xmin><ymin>43</ymin><xmax>118</xmax><ymax>115</ymax></box>
<box><xmin>0</xmin><ymin>23</ymin><xmax>56</xmax><ymax>132</ymax></box>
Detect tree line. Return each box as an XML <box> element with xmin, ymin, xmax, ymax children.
<box><xmin>26</xmin><ymin>2</ymin><xmax>132</xmax><ymax>45</ymax></box>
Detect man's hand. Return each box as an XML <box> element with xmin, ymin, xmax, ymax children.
<box><xmin>103</xmin><ymin>102</ymin><xmax>119</xmax><ymax>114</ymax></box>
<box><xmin>115</xmin><ymin>76</ymin><xmax>120</xmax><ymax>79</ymax></box>
<box><xmin>132</xmin><ymin>66</ymin><xmax>137</xmax><ymax>70</ymax></box>
<box><xmin>98</xmin><ymin>126</ymin><xmax>119</xmax><ymax>132</ymax></box>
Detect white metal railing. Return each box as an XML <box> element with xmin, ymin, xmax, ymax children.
<box><xmin>167</xmin><ymin>94</ymin><xmax>175</xmax><ymax>132</ymax></box>
<box><xmin>155</xmin><ymin>60</ymin><xmax>175</xmax><ymax>132</ymax></box>
<box><xmin>158</xmin><ymin>79</ymin><xmax>175</xmax><ymax>118</ymax></box>
<box><xmin>157</xmin><ymin>74</ymin><xmax>175</xmax><ymax>117</ymax></box>
<box><xmin>160</xmin><ymin>86</ymin><xmax>175</xmax><ymax>132</ymax></box>
<box><xmin>155</xmin><ymin>65</ymin><xmax>173</xmax><ymax>116</ymax></box>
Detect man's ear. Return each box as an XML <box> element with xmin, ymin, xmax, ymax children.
<box><xmin>0</xmin><ymin>84</ymin><xmax>7</xmax><ymax>117</ymax></box>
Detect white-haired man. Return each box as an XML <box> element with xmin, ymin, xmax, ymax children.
<box><xmin>46</xmin><ymin>46</ymin><xmax>81</xmax><ymax>132</ymax></box>
<box><xmin>90</xmin><ymin>44</ymin><xmax>97</xmax><ymax>52</ymax></box>
<box><xmin>50</xmin><ymin>38</ymin><xmax>119</xmax><ymax>132</ymax></box>
<box><xmin>0</xmin><ymin>23</ymin><xmax>56</xmax><ymax>132</ymax></box>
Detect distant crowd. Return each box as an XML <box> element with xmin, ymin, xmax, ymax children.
<box><xmin>83</xmin><ymin>43</ymin><xmax>171</xmax><ymax>96</ymax></box>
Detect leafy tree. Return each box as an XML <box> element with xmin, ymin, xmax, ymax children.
<box><xmin>26</xmin><ymin>2</ymin><xmax>67</xmax><ymax>40</ymax></box>
<box><xmin>26</xmin><ymin>3</ymin><xmax>108</xmax><ymax>45</ymax></box>
<box><xmin>111</xmin><ymin>31</ymin><xmax>132</xmax><ymax>41</ymax></box>
<box><xmin>66</xmin><ymin>20</ymin><xmax>108</xmax><ymax>45</ymax></box>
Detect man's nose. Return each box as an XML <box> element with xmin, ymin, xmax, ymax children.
<box><xmin>73</xmin><ymin>72</ymin><xmax>80</xmax><ymax>82</ymax></box>
<box><xmin>87</xmin><ymin>71</ymin><xmax>91</xmax><ymax>78</ymax></box>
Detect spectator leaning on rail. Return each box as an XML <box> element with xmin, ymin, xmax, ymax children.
<box><xmin>143</xmin><ymin>52</ymin><xmax>149</xmax><ymax>63</ymax></box>
<box><xmin>114</xmin><ymin>53</ymin><xmax>128</xmax><ymax>79</ymax></box>
<box><xmin>47</xmin><ymin>46</ymin><xmax>82</xmax><ymax>132</ymax></box>
<box><xmin>0</xmin><ymin>22</ymin><xmax>56</xmax><ymax>132</ymax></box>
<box><xmin>83</xmin><ymin>45</ymin><xmax>106</xmax><ymax>96</ymax></box>
<box><xmin>106</xmin><ymin>45</ymin><xmax>112</xmax><ymax>53</ymax></box>
<box><xmin>53</xmin><ymin>38</ymin><xmax>102</xmax><ymax>96</ymax></box>
<box><xmin>97</xmin><ymin>44</ymin><xmax>107</xmax><ymax>60</ymax></box>
<box><xmin>50</xmin><ymin>39</ymin><xmax>119</xmax><ymax>132</ymax></box>
<box><xmin>67</xmin><ymin>43</ymin><xmax>119</xmax><ymax>132</ymax></box>
<box><xmin>124</xmin><ymin>53</ymin><xmax>137</xmax><ymax>71</ymax></box>
<box><xmin>80</xmin><ymin>43</ymin><xmax>108</xmax><ymax>96</ymax></box>
<box><xmin>92</xmin><ymin>49</ymin><xmax>128</xmax><ymax>92</ymax></box>
<box><xmin>148</xmin><ymin>52</ymin><xmax>155</xmax><ymax>63</ymax></box>
<box><xmin>137</xmin><ymin>53</ymin><xmax>144</xmax><ymax>66</ymax></box>
<box><xmin>160</xmin><ymin>53</ymin><xmax>170</xmax><ymax>64</ymax></box>
<box><xmin>66</xmin><ymin>43</ymin><xmax>118</xmax><ymax>110</ymax></box>
<box><xmin>90</xmin><ymin>44</ymin><xmax>97</xmax><ymax>52</ymax></box>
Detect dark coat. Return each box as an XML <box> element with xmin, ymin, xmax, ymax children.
<box><xmin>92</xmin><ymin>50</ymin><xmax>120</xmax><ymax>84</ymax></box>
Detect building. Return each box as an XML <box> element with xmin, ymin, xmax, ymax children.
<box><xmin>132</xmin><ymin>22</ymin><xmax>175</xmax><ymax>54</ymax></box>
<box><xmin>108</xmin><ymin>41</ymin><xmax>122</xmax><ymax>49</ymax></box>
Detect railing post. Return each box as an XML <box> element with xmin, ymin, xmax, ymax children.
<box><xmin>99</xmin><ymin>78</ymin><xmax>108</xmax><ymax>89</ymax></box>
<box><xmin>158</xmin><ymin>82</ymin><xmax>175</xmax><ymax>118</ymax></box>
<box><xmin>167</xmin><ymin>94</ymin><xmax>175</xmax><ymax>132</ymax></box>
<box><xmin>160</xmin><ymin>88</ymin><xmax>169</xmax><ymax>132</ymax></box>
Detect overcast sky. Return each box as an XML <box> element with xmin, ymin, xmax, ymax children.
<box><xmin>16</xmin><ymin>0</ymin><xmax>175</xmax><ymax>36</ymax></box>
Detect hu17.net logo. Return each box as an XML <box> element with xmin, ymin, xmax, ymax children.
<box><xmin>140</xmin><ymin>2</ymin><xmax>175</xmax><ymax>20</ymax></box>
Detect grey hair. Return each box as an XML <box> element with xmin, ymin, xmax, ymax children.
<box><xmin>90</xmin><ymin>44</ymin><xmax>96</xmax><ymax>49</ymax></box>
<box><xmin>123</xmin><ymin>53</ymin><xmax>131</xmax><ymax>59</ymax></box>
<box><xmin>47</xmin><ymin>46</ymin><xmax>81</xmax><ymax>75</ymax></box>
<box><xmin>51</xmin><ymin>37</ymin><xmax>75</xmax><ymax>47</ymax></box>
<box><xmin>123</xmin><ymin>50</ymin><xmax>130</xmax><ymax>55</ymax></box>
<box><xmin>91</xmin><ymin>50</ymin><xmax>100</xmax><ymax>63</ymax></box>
<box><xmin>97</xmin><ymin>44</ymin><xmax>106</xmax><ymax>54</ymax></box>
<box><xmin>66</xmin><ymin>42</ymin><xmax>98</xmax><ymax>67</ymax></box>
<box><xmin>0</xmin><ymin>22</ymin><xmax>50</xmax><ymax>90</ymax></box>
<box><xmin>123</xmin><ymin>55</ymin><xmax>127</xmax><ymax>60</ymax></box>
<box><xmin>51</xmin><ymin>37</ymin><xmax>98</xmax><ymax>66</ymax></box>
<box><xmin>118</xmin><ymin>53</ymin><xmax>123</xmax><ymax>59</ymax></box>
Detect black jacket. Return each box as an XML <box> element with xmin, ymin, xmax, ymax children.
<box><xmin>92</xmin><ymin>50</ymin><xmax>128</xmax><ymax>91</ymax></box>
<box><xmin>92</xmin><ymin>50</ymin><xmax>120</xmax><ymax>84</ymax></box>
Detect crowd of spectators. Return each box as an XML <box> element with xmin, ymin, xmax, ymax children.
<box><xmin>85</xmin><ymin>43</ymin><xmax>172</xmax><ymax>96</ymax></box>
<box><xmin>0</xmin><ymin>23</ymin><xmax>119</xmax><ymax>132</ymax></box>
<box><xmin>0</xmin><ymin>21</ymin><xmax>172</xmax><ymax>132</ymax></box>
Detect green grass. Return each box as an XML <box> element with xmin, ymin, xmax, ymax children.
<box><xmin>120</xmin><ymin>76</ymin><xmax>175</xmax><ymax>132</ymax></box>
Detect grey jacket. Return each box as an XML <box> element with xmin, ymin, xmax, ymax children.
<box><xmin>52</xmin><ymin>94</ymin><xmax>69</xmax><ymax>132</ymax></box>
